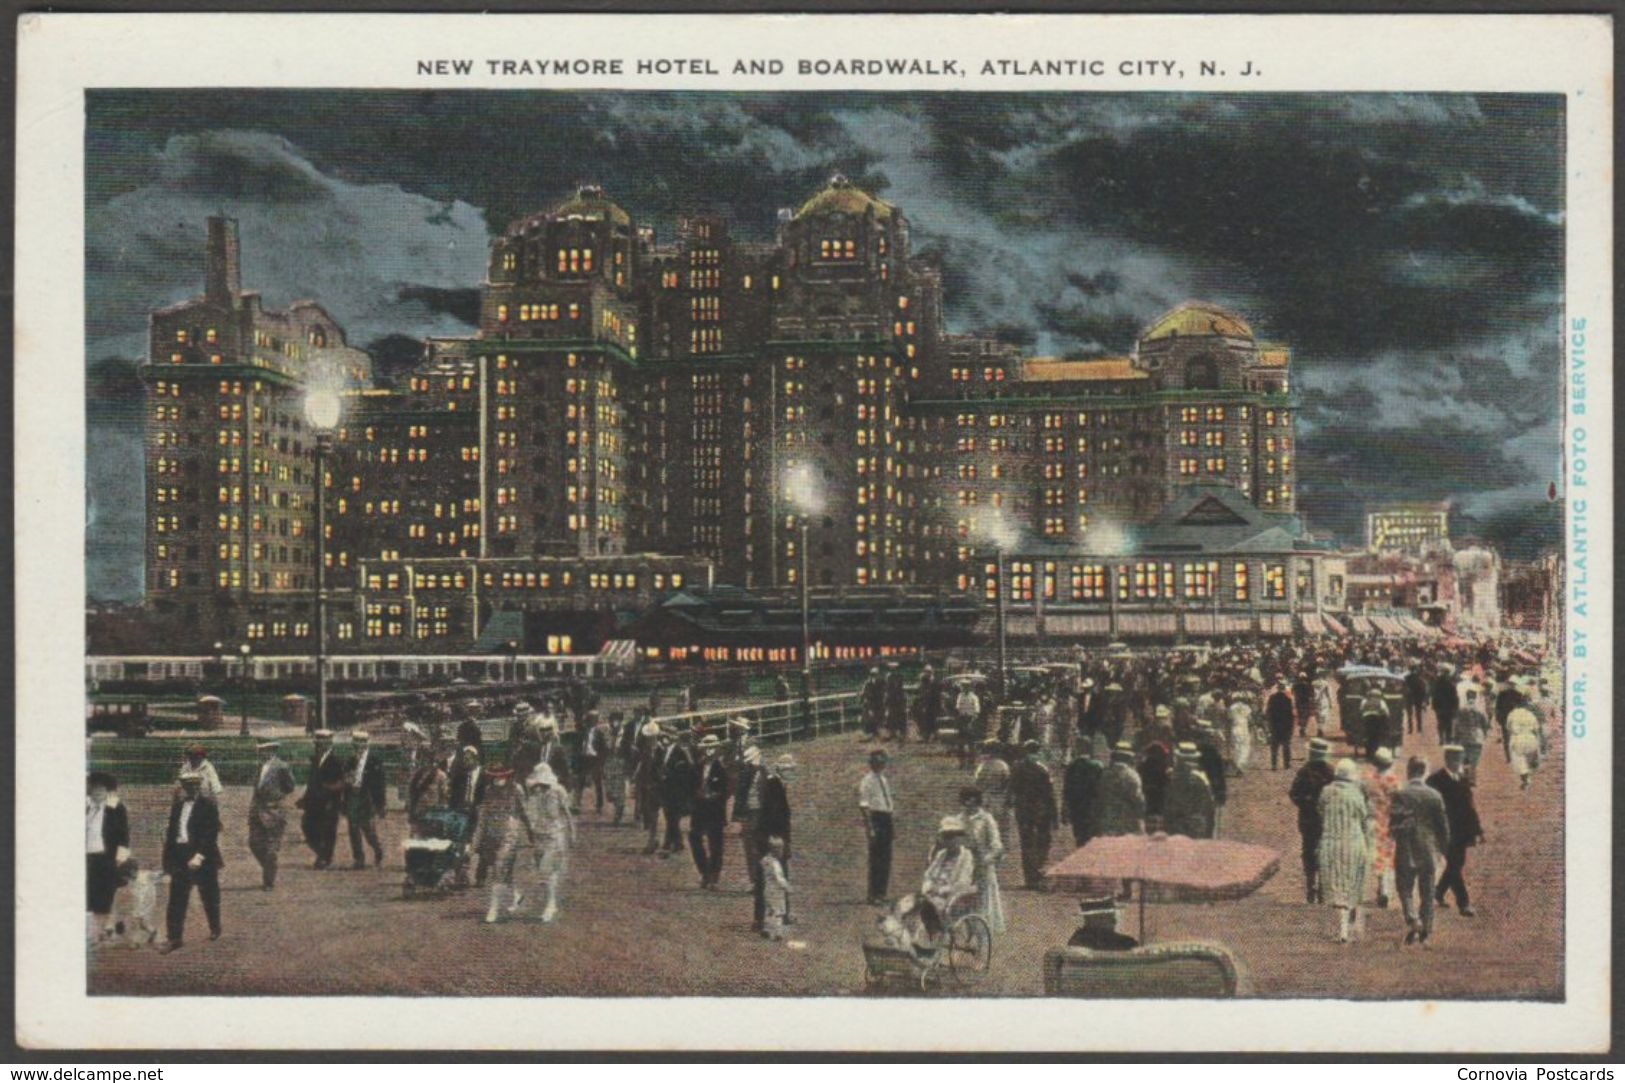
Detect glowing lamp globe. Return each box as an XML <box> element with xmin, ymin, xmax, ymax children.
<box><xmin>305</xmin><ymin>387</ymin><xmax>342</xmax><ymax>432</ymax></box>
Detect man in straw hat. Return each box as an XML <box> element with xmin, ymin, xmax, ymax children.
<box><xmin>1289</xmin><ymin>738</ymin><xmax>1338</xmax><ymax>903</ymax></box>
<box><xmin>159</xmin><ymin>769</ymin><xmax>223</xmax><ymax>952</ymax></box>
<box><xmin>247</xmin><ymin>739</ymin><xmax>295</xmax><ymax>889</ymax></box>
<box><xmin>1098</xmin><ymin>742</ymin><xmax>1146</xmax><ymax>838</ymax></box>
<box><xmin>1163</xmin><ymin>742</ymin><xmax>1216</xmax><ymax>839</ymax></box>
<box><xmin>689</xmin><ymin>733</ymin><xmax>732</xmax><ymax>889</ymax></box>
<box><xmin>344</xmin><ymin>731</ymin><xmax>387</xmax><ymax>870</ymax></box>
<box><xmin>633</xmin><ymin>718</ymin><xmax>665</xmax><ymax>854</ymax></box>
<box><xmin>297</xmin><ymin>729</ymin><xmax>346</xmax><ymax>870</ymax></box>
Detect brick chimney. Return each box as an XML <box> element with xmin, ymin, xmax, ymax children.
<box><xmin>205</xmin><ymin>216</ymin><xmax>241</xmax><ymax>305</ymax></box>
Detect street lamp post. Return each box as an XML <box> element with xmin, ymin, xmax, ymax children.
<box><xmin>784</xmin><ymin>463</ymin><xmax>825</xmax><ymax>730</ymax></box>
<box><xmin>799</xmin><ymin>518</ymin><xmax>811</xmax><ymax>701</ymax></box>
<box><xmin>977</xmin><ymin>510</ymin><xmax>1017</xmax><ymax>700</ymax></box>
<box><xmin>507</xmin><ymin>639</ymin><xmax>520</xmax><ymax>686</ymax></box>
<box><xmin>305</xmin><ymin>385</ymin><xmax>343</xmax><ymax>735</ymax></box>
<box><xmin>238</xmin><ymin>643</ymin><xmax>252</xmax><ymax>737</ymax></box>
<box><xmin>994</xmin><ymin>544</ymin><xmax>1008</xmax><ymax>699</ymax></box>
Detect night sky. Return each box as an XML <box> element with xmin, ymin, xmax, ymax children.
<box><xmin>85</xmin><ymin>90</ymin><xmax>1565</xmax><ymax>601</ymax></box>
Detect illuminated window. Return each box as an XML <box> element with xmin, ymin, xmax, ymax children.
<box><xmin>1234</xmin><ymin>563</ymin><xmax>1250</xmax><ymax>601</ymax></box>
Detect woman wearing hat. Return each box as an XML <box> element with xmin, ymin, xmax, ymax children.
<box><xmin>1317</xmin><ymin>759</ymin><xmax>1375</xmax><ymax>942</ymax></box>
<box><xmin>86</xmin><ymin>771</ymin><xmax>129</xmax><ymax>946</ymax></box>
<box><xmin>920</xmin><ymin>816</ymin><xmax>975</xmax><ymax>918</ymax></box>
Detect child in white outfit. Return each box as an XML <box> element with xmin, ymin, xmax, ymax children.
<box><xmin>760</xmin><ymin>836</ymin><xmax>792</xmax><ymax>941</ymax></box>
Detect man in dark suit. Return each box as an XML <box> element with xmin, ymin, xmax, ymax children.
<box><xmin>449</xmin><ymin>745</ymin><xmax>489</xmax><ymax>887</ymax></box>
<box><xmin>344</xmin><ymin>731</ymin><xmax>387</xmax><ymax>869</ymax></box>
<box><xmin>657</xmin><ymin>731</ymin><xmax>697</xmax><ymax>857</ymax></box>
<box><xmin>1427</xmin><ymin>745</ymin><xmax>1483</xmax><ymax>917</ymax></box>
<box><xmin>1390</xmin><ymin>755</ymin><xmax>1451</xmax><ymax>944</ymax></box>
<box><xmin>1430</xmin><ymin>665</ymin><xmax>1460</xmax><ymax>744</ymax></box>
<box><xmin>160</xmin><ymin>770</ymin><xmax>223</xmax><ymax>952</ymax></box>
<box><xmin>689</xmin><ymin>735</ymin><xmax>732</xmax><ymax>888</ymax></box>
<box><xmin>1265</xmin><ymin>681</ymin><xmax>1297</xmax><ymax>770</ymax></box>
<box><xmin>1289</xmin><ymin>738</ymin><xmax>1337</xmax><ymax>903</ymax></box>
<box><xmin>1060</xmin><ymin>746</ymin><xmax>1103</xmax><ymax>848</ymax></box>
<box><xmin>754</xmin><ymin>753</ymin><xmax>796</xmax><ymax>929</ymax></box>
<box><xmin>1009</xmin><ymin>740</ymin><xmax>1058</xmax><ymax>890</ymax></box>
<box><xmin>296</xmin><ymin>729</ymin><xmax>346</xmax><ymax>869</ymax></box>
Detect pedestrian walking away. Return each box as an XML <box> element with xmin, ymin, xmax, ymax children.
<box><xmin>1289</xmin><ymin>738</ymin><xmax>1337</xmax><ymax>904</ymax></box>
<box><xmin>1389</xmin><ymin>755</ymin><xmax>1450</xmax><ymax>946</ymax></box>
<box><xmin>1317</xmin><ymin>759</ymin><xmax>1374</xmax><ymax>943</ymax></box>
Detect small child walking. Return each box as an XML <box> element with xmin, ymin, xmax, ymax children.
<box><xmin>760</xmin><ymin>836</ymin><xmax>792</xmax><ymax>941</ymax></box>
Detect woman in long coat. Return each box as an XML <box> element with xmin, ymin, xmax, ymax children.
<box><xmin>1317</xmin><ymin>758</ymin><xmax>1374</xmax><ymax>942</ymax></box>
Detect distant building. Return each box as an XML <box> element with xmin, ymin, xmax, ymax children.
<box><xmin>1365</xmin><ymin>501</ymin><xmax>1451</xmax><ymax>555</ymax></box>
<box><xmin>139</xmin><ymin>217</ymin><xmax>370</xmax><ymax>646</ymax></box>
<box><xmin>131</xmin><ymin>181</ymin><xmax>1317</xmax><ymax>655</ymax></box>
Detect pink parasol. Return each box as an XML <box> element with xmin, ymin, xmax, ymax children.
<box><xmin>1046</xmin><ymin>833</ymin><xmax>1281</xmax><ymax>941</ymax></box>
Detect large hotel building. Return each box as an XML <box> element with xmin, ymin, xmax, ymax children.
<box><xmin>135</xmin><ymin>179</ymin><xmax>1342</xmax><ymax>659</ymax></box>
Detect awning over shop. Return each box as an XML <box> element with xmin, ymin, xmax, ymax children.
<box><xmin>1043</xmin><ymin>613</ymin><xmax>1113</xmax><ymax>637</ymax></box>
<box><xmin>1322</xmin><ymin>614</ymin><xmax>1349</xmax><ymax>636</ymax></box>
<box><xmin>1299</xmin><ymin>613</ymin><xmax>1328</xmax><ymax>636</ymax></box>
<box><xmin>1116</xmin><ymin>612</ymin><xmax>1179</xmax><ymax>637</ymax></box>
<box><xmin>1348</xmin><ymin>615</ymin><xmax>1377</xmax><ymax>636</ymax></box>
<box><xmin>1183</xmin><ymin>613</ymin><xmax>1254</xmax><ymax>637</ymax></box>
<box><xmin>1260</xmin><ymin>613</ymin><xmax>1294</xmax><ymax>636</ymax></box>
<box><xmin>1371</xmin><ymin>615</ymin><xmax>1408</xmax><ymax>637</ymax></box>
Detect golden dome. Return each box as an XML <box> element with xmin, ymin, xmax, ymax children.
<box><xmin>794</xmin><ymin>174</ymin><xmax>893</xmax><ymax>221</ymax></box>
<box><xmin>1140</xmin><ymin>301</ymin><xmax>1254</xmax><ymax>343</ymax></box>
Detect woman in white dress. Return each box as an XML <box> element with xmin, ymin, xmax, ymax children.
<box><xmin>1226</xmin><ymin>694</ymin><xmax>1254</xmax><ymax>773</ymax></box>
<box><xmin>524</xmin><ymin>762</ymin><xmax>576</xmax><ymax>923</ymax></box>
<box><xmin>958</xmin><ymin>787</ymin><xmax>1006</xmax><ymax>934</ymax></box>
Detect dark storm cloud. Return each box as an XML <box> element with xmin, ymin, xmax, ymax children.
<box><xmin>85</xmin><ymin>91</ymin><xmax>1564</xmax><ymax>598</ymax></box>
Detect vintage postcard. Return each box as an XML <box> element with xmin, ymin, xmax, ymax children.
<box><xmin>14</xmin><ymin>11</ymin><xmax>1613</xmax><ymax>1053</ymax></box>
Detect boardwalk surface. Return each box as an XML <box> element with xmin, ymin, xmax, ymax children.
<box><xmin>90</xmin><ymin>705</ymin><xmax>1562</xmax><ymax>999</ymax></box>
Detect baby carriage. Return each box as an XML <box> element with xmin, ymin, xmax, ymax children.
<box><xmin>862</xmin><ymin>890</ymin><xmax>992</xmax><ymax>993</ymax></box>
<box><xmin>402</xmin><ymin>808</ymin><xmax>471</xmax><ymax>897</ymax></box>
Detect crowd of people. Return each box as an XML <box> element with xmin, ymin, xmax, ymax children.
<box><xmin>87</xmin><ymin>631</ymin><xmax>1555</xmax><ymax>965</ymax></box>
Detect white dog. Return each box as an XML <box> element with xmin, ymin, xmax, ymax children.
<box><xmin>115</xmin><ymin>869</ymin><xmax>165</xmax><ymax>948</ymax></box>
